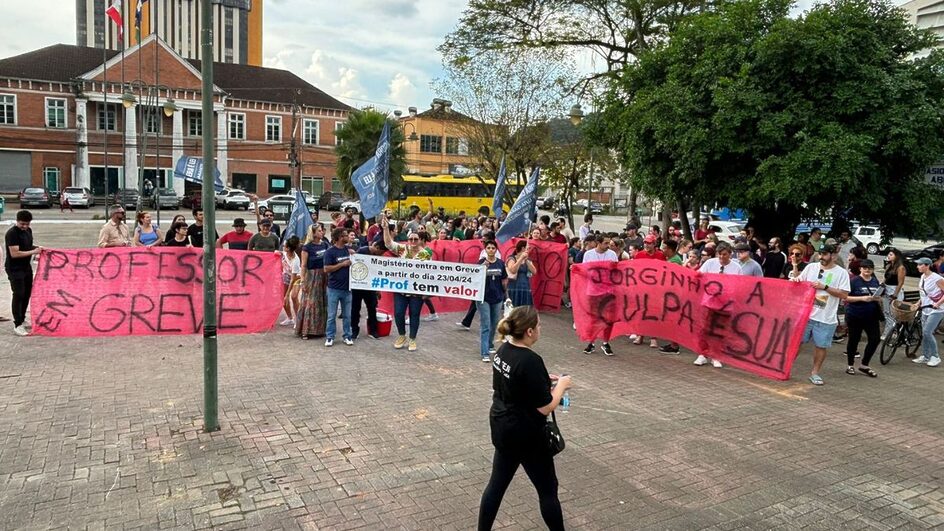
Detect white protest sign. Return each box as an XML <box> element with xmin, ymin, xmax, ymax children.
<box><xmin>349</xmin><ymin>255</ymin><xmax>487</xmax><ymax>301</ymax></box>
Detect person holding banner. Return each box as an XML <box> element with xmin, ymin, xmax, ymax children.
<box><xmin>694</xmin><ymin>241</ymin><xmax>742</xmax><ymax>368</ymax></box>
<box><xmin>5</xmin><ymin>210</ymin><xmax>42</xmax><ymax>336</ymax></box>
<box><xmin>323</xmin><ymin>228</ymin><xmax>355</xmax><ymax>347</ymax></box>
<box><xmin>381</xmin><ymin>214</ymin><xmax>432</xmax><ymax>352</ymax></box>
<box><xmin>478</xmin><ymin>306</ymin><xmax>570</xmax><ymax>531</ymax></box>
<box><xmin>506</xmin><ymin>241</ymin><xmax>537</xmax><ymax>307</ymax></box>
<box><xmin>477</xmin><ymin>241</ymin><xmax>509</xmax><ymax>362</ymax></box>
<box><xmin>296</xmin><ymin>224</ymin><xmax>329</xmax><ymax>339</ymax></box>
<box><xmin>581</xmin><ymin>234</ymin><xmax>619</xmax><ymax>356</ymax></box>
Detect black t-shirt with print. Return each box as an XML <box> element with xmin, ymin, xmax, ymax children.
<box><xmin>489</xmin><ymin>342</ymin><xmax>553</xmax><ymax>454</ymax></box>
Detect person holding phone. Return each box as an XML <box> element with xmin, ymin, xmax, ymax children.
<box><xmin>844</xmin><ymin>259</ymin><xmax>883</xmax><ymax>377</ymax></box>
<box><xmin>506</xmin><ymin>240</ymin><xmax>537</xmax><ymax>307</ymax></box>
<box><xmin>478</xmin><ymin>306</ymin><xmax>570</xmax><ymax>531</ymax></box>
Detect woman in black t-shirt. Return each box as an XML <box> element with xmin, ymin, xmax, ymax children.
<box><xmin>478</xmin><ymin>306</ymin><xmax>571</xmax><ymax>531</ymax></box>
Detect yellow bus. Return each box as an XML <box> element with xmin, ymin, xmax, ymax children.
<box><xmin>387</xmin><ymin>174</ymin><xmax>512</xmax><ymax>217</ymax></box>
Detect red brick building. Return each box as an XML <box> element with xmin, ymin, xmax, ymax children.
<box><xmin>0</xmin><ymin>35</ymin><xmax>350</xmax><ymax>198</ymax></box>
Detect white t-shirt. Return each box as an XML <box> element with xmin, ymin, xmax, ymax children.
<box><xmin>281</xmin><ymin>251</ymin><xmax>301</xmax><ymax>284</ymax></box>
<box><xmin>582</xmin><ymin>248</ymin><xmax>618</xmax><ymax>263</ymax></box>
<box><xmin>920</xmin><ymin>272</ymin><xmax>944</xmax><ymax>315</ymax></box>
<box><xmin>698</xmin><ymin>258</ymin><xmax>742</xmax><ymax>275</ymax></box>
<box><xmin>578</xmin><ymin>224</ymin><xmax>592</xmax><ymax>241</ymax></box>
<box><xmin>798</xmin><ymin>262</ymin><xmax>850</xmax><ymax>324</ymax></box>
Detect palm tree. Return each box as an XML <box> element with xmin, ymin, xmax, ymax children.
<box><xmin>335</xmin><ymin>108</ymin><xmax>407</xmax><ymax>201</ymax></box>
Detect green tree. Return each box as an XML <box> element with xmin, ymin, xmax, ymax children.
<box><xmin>334</xmin><ymin>108</ymin><xmax>407</xmax><ymax>202</ymax></box>
<box><xmin>598</xmin><ymin>0</ymin><xmax>944</xmax><ymax>239</ymax></box>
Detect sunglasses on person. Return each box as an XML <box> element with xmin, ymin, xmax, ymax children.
<box><xmin>791</xmin><ymin>252</ymin><xmax>803</xmax><ymax>256</ymax></box>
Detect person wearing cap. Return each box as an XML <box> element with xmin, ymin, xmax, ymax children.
<box><xmin>247</xmin><ymin>194</ymin><xmax>282</xmax><ymax>239</ymax></box>
<box><xmin>844</xmin><ymin>259</ymin><xmax>883</xmax><ymax>377</ymax></box>
<box><xmin>248</xmin><ymin>219</ymin><xmax>281</xmax><ymax>251</ymax></box>
<box><xmin>216</xmin><ymin>218</ymin><xmax>253</xmax><ymax>250</ymax></box>
<box><xmin>915</xmin><ymin>257</ymin><xmax>944</xmax><ymax>367</ymax></box>
<box><xmin>795</xmin><ymin>243</ymin><xmax>850</xmax><ymax>385</ymax></box>
<box><xmin>621</xmin><ymin>224</ymin><xmax>642</xmax><ymax>250</ymax></box>
<box><xmin>734</xmin><ymin>242</ymin><xmax>763</xmax><ymax>277</ymax></box>
<box><xmin>97</xmin><ymin>206</ymin><xmax>132</xmax><ymax>247</ymax></box>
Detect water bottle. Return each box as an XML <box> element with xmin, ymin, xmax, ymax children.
<box><xmin>559</xmin><ymin>373</ymin><xmax>570</xmax><ymax>412</ymax></box>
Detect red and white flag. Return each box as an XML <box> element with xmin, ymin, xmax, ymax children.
<box><xmin>105</xmin><ymin>0</ymin><xmax>124</xmax><ymax>40</ymax></box>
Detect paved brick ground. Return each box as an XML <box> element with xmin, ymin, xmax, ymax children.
<box><xmin>0</xmin><ymin>222</ymin><xmax>942</xmax><ymax>530</ymax></box>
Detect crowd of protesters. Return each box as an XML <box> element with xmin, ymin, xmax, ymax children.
<box><xmin>5</xmin><ymin>202</ymin><xmax>944</xmax><ymax>383</ymax></box>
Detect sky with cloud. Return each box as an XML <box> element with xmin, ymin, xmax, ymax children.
<box><xmin>0</xmin><ymin>0</ymin><xmax>901</xmax><ymax>113</ymax></box>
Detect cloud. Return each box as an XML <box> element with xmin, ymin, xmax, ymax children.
<box><xmin>387</xmin><ymin>73</ymin><xmax>420</xmax><ymax>108</ymax></box>
<box><xmin>302</xmin><ymin>50</ymin><xmax>367</xmax><ymax>100</ymax></box>
<box><xmin>354</xmin><ymin>0</ymin><xmax>420</xmax><ymax>18</ymax></box>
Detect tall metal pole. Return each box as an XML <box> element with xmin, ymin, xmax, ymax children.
<box><xmin>200</xmin><ymin>0</ymin><xmax>219</xmax><ymax>432</ymax></box>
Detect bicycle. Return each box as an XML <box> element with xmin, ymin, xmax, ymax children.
<box><xmin>880</xmin><ymin>301</ymin><xmax>931</xmax><ymax>365</ymax></box>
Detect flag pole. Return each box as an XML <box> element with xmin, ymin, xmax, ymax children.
<box><xmin>200</xmin><ymin>0</ymin><xmax>220</xmax><ymax>433</ymax></box>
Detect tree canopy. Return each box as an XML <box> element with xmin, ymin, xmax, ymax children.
<box><xmin>334</xmin><ymin>108</ymin><xmax>407</xmax><ymax>200</ymax></box>
<box><xmin>597</xmin><ymin>0</ymin><xmax>944</xmax><ymax>238</ymax></box>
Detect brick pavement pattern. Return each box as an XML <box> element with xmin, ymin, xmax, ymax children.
<box><xmin>0</xmin><ymin>222</ymin><xmax>943</xmax><ymax>529</ymax></box>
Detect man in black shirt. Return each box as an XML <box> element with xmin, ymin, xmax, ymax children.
<box><xmin>187</xmin><ymin>207</ymin><xmax>218</xmax><ymax>248</ymax></box>
<box><xmin>4</xmin><ymin>210</ymin><xmax>42</xmax><ymax>336</ymax></box>
<box><xmin>351</xmin><ymin>241</ymin><xmax>384</xmax><ymax>340</ymax></box>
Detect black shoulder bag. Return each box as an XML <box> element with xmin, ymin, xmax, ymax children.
<box><xmin>545</xmin><ymin>411</ymin><xmax>565</xmax><ymax>456</ymax></box>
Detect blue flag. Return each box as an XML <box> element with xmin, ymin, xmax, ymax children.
<box><xmin>496</xmin><ymin>167</ymin><xmax>540</xmax><ymax>244</ymax></box>
<box><xmin>351</xmin><ymin>121</ymin><xmax>391</xmax><ymax>220</ymax></box>
<box><xmin>174</xmin><ymin>156</ymin><xmax>224</xmax><ymax>192</ymax></box>
<box><xmin>282</xmin><ymin>189</ymin><xmax>313</xmax><ymax>244</ymax></box>
<box><xmin>491</xmin><ymin>156</ymin><xmax>506</xmax><ymax>217</ymax></box>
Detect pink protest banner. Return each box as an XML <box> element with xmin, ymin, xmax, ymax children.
<box><xmin>570</xmin><ymin>261</ymin><xmax>815</xmax><ymax>380</ymax></box>
<box><xmin>30</xmin><ymin>248</ymin><xmax>283</xmax><ymax>337</ymax></box>
<box><xmin>498</xmin><ymin>238</ymin><xmax>567</xmax><ymax>312</ymax></box>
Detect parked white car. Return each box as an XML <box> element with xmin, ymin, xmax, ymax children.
<box><xmin>708</xmin><ymin>221</ymin><xmax>744</xmax><ymax>241</ymax></box>
<box><xmin>215</xmin><ymin>188</ymin><xmax>250</xmax><ymax>210</ymax></box>
<box><xmin>61</xmin><ymin>187</ymin><xmax>95</xmax><ymax>208</ymax></box>
<box><xmin>851</xmin><ymin>225</ymin><xmax>887</xmax><ymax>255</ymax></box>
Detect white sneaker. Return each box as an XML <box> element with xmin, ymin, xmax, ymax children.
<box><xmin>423</xmin><ymin>314</ymin><xmax>439</xmax><ymax>322</ymax></box>
<box><xmin>455</xmin><ymin>322</ymin><xmax>470</xmax><ymax>330</ymax></box>
<box><xmin>629</xmin><ymin>334</ymin><xmax>639</xmax><ymax>340</ymax></box>
<box><xmin>324</xmin><ymin>338</ymin><xmax>334</xmax><ymax>347</ymax></box>
<box><xmin>280</xmin><ymin>318</ymin><xmax>294</xmax><ymax>326</ymax></box>
<box><xmin>928</xmin><ymin>357</ymin><xmax>941</xmax><ymax>367</ymax></box>
<box><xmin>913</xmin><ymin>357</ymin><xmax>928</xmax><ymax>364</ymax></box>
<box><xmin>693</xmin><ymin>355</ymin><xmax>708</xmax><ymax>366</ymax></box>
<box><xmin>711</xmin><ymin>359</ymin><xmax>723</xmax><ymax>368</ymax></box>
<box><xmin>343</xmin><ymin>338</ymin><xmax>354</xmax><ymax>346</ymax></box>
<box><xmin>13</xmin><ymin>325</ymin><xmax>28</xmax><ymax>337</ymax></box>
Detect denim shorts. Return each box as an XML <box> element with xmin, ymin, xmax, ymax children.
<box><xmin>803</xmin><ymin>319</ymin><xmax>837</xmax><ymax>349</ymax></box>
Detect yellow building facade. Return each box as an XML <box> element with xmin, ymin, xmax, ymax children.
<box><xmin>399</xmin><ymin>99</ymin><xmax>482</xmax><ymax>175</ymax></box>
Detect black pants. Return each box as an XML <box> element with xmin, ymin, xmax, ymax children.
<box><xmin>8</xmin><ymin>271</ymin><xmax>33</xmax><ymax>327</ymax></box>
<box><xmin>461</xmin><ymin>300</ymin><xmax>477</xmax><ymax>327</ymax></box>
<box><xmin>351</xmin><ymin>289</ymin><xmax>378</xmax><ymax>339</ymax></box>
<box><xmin>478</xmin><ymin>448</ymin><xmax>564</xmax><ymax>531</ymax></box>
<box><xmin>846</xmin><ymin>313</ymin><xmax>881</xmax><ymax>366</ymax></box>
<box><xmin>423</xmin><ymin>297</ymin><xmax>436</xmax><ymax>314</ymax></box>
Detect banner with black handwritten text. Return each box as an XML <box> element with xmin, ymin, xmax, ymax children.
<box><xmin>571</xmin><ymin>261</ymin><xmax>815</xmax><ymax>380</ymax></box>
<box><xmin>30</xmin><ymin>248</ymin><xmax>283</xmax><ymax>336</ymax></box>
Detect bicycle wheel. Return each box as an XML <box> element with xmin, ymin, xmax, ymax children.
<box><xmin>906</xmin><ymin>319</ymin><xmax>923</xmax><ymax>358</ymax></box>
<box><xmin>880</xmin><ymin>325</ymin><xmax>902</xmax><ymax>365</ymax></box>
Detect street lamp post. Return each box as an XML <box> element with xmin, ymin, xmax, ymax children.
<box><xmin>121</xmin><ymin>82</ymin><xmax>179</xmax><ymax>222</ymax></box>
<box><xmin>568</xmin><ymin>104</ymin><xmax>595</xmax><ymax>215</ymax></box>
